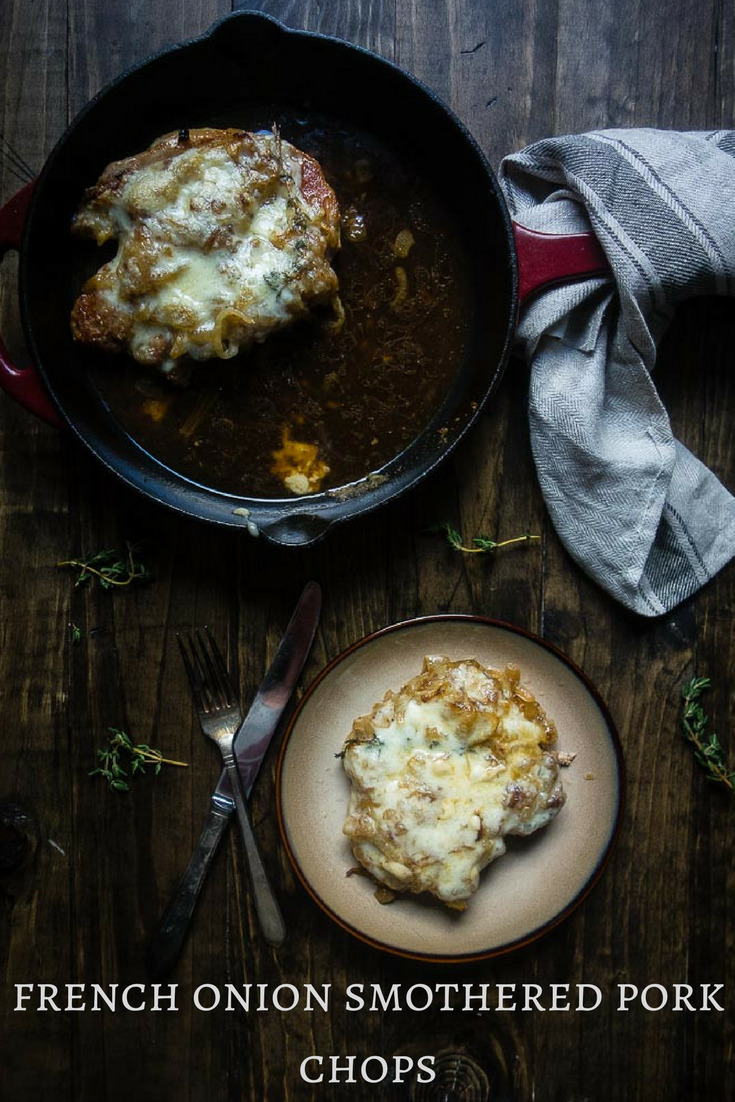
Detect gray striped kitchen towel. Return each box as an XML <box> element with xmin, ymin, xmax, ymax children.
<box><xmin>499</xmin><ymin>129</ymin><xmax>735</xmax><ymax>617</ymax></box>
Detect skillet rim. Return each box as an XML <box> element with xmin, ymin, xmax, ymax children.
<box><xmin>18</xmin><ymin>9</ymin><xmax>520</xmax><ymax>545</ymax></box>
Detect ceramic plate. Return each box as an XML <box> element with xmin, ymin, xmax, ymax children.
<box><xmin>276</xmin><ymin>616</ymin><xmax>624</xmax><ymax>961</ymax></box>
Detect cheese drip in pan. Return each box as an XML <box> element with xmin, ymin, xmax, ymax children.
<box><xmin>70</xmin><ymin>128</ymin><xmax>341</xmax><ymax>381</ymax></box>
<box><xmin>342</xmin><ymin>656</ymin><xmax>566</xmax><ymax>910</ymax></box>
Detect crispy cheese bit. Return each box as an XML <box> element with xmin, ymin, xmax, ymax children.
<box><xmin>341</xmin><ymin>206</ymin><xmax>367</xmax><ymax>243</ymax></box>
<box><xmin>271</xmin><ymin>426</ymin><xmax>330</xmax><ymax>495</ymax></box>
<box><xmin>392</xmin><ymin>228</ymin><xmax>415</xmax><ymax>258</ymax></box>
<box><xmin>341</xmin><ymin>656</ymin><xmax>566</xmax><ymax>910</ymax></box>
<box><xmin>390</xmin><ymin>266</ymin><xmax>408</xmax><ymax>309</ymax></box>
<box><xmin>141</xmin><ymin>398</ymin><xmax>171</xmax><ymax>422</ymax></box>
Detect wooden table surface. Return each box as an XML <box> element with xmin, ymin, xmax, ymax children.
<box><xmin>2</xmin><ymin>1</ymin><xmax>734</xmax><ymax>1099</ymax></box>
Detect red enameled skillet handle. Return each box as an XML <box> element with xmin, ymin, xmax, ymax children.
<box><xmin>0</xmin><ymin>182</ymin><xmax>61</xmax><ymax>427</ymax></box>
<box><xmin>513</xmin><ymin>222</ymin><xmax>610</xmax><ymax>307</ymax></box>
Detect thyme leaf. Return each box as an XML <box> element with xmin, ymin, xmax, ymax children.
<box><xmin>57</xmin><ymin>541</ymin><xmax>151</xmax><ymax>590</ymax></box>
<box><xmin>335</xmin><ymin>735</ymin><xmax>384</xmax><ymax>759</ymax></box>
<box><xmin>681</xmin><ymin>677</ymin><xmax>735</xmax><ymax>795</ymax></box>
<box><xmin>89</xmin><ymin>728</ymin><xmax>188</xmax><ymax>792</ymax></box>
<box><xmin>433</xmin><ymin>521</ymin><xmax>541</xmax><ymax>555</ymax></box>
<box><xmin>263</xmin><ymin>270</ymin><xmax>286</xmax><ymax>294</ymax></box>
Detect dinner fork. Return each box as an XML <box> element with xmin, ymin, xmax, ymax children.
<box><xmin>178</xmin><ymin>628</ymin><xmax>285</xmax><ymax>948</ymax></box>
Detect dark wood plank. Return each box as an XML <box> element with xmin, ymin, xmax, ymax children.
<box><xmin>1</xmin><ymin>2</ymin><xmax>77</xmax><ymax>1097</ymax></box>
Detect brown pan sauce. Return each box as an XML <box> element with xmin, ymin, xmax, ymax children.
<box><xmin>90</xmin><ymin>118</ymin><xmax>472</xmax><ymax>498</ymax></box>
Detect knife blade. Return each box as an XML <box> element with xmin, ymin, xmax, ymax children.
<box><xmin>146</xmin><ymin>581</ymin><xmax>321</xmax><ymax>978</ymax></box>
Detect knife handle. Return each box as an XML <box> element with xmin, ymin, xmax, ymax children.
<box><xmin>146</xmin><ymin>800</ymin><xmax>231</xmax><ymax>979</ymax></box>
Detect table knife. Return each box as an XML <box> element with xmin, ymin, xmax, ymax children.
<box><xmin>146</xmin><ymin>581</ymin><xmax>321</xmax><ymax>978</ymax></box>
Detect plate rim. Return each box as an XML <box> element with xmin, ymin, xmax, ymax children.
<box><xmin>275</xmin><ymin>613</ymin><xmax>626</xmax><ymax>963</ymax></box>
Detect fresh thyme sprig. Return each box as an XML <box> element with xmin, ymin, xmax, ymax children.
<box><xmin>435</xmin><ymin>521</ymin><xmax>541</xmax><ymax>555</ymax></box>
<box><xmin>90</xmin><ymin>728</ymin><xmax>188</xmax><ymax>792</ymax></box>
<box><xmin>681</xmin><ymin>677</ymin><xmax>734</xmax><ymax>795</ymax></box>
<box><xmin>57</xmin><ymin>541</ymin><xmax>151</xmax><ymax>590</ymax></box>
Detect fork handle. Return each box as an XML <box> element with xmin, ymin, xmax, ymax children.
<box><xmin>222</xmin><ymin>751</ymin><xmax>286</xmax><ymax>948</ymax></box>
<box><xmin>146</xmin><ymin>800</ymin><xmax>232</xmax><ymax>978</ymax></box>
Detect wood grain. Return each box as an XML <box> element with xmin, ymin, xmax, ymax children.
<box><xmin>1</xmin><ymin>0</ymin><xmax>734</xmax><ymax>1099</ymax></box>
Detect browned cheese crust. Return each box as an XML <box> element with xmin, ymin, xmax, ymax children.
<box><xmin>341</xmin><ymin>656</ymin><xmax>566</xmax><ymax>910</ymax></box>
<box><xmin>70</xmin><ymin>128</ymin><xmax>341</xmax><ymax>381</ymax></box>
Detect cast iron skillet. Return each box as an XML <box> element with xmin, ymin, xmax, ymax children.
<box><xmin>0</xmin><ymin>10</ymin><xmax>607</xmax><ymax>546</ymax></box>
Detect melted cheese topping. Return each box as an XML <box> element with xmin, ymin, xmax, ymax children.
<box><xmin>271</xmin><ymin>427</ymin><xmax>330</xmax><ymax>495</ymax></box>
<box><xmin>342</xmin><ymin>656</ymin><xmax>566</xmax><ymax>909</ymax></box>
<box><xmin>70</xmin><ymin>128</ymin><xmax>341</xmax><ymax>379</ymax></box>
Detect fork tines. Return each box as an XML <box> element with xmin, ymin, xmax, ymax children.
<box><xmin>178</xmin><ymin>628</ymin><xmax>237</xmax><ymax>713</ymax></box>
